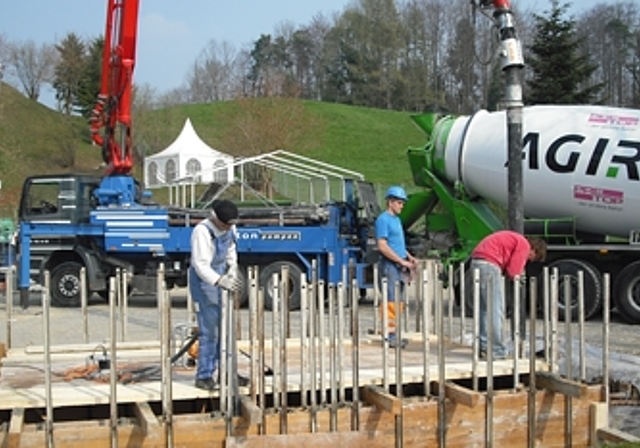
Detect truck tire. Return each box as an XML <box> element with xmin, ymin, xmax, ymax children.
<box><xmin>548</xmin><ymin>259</ymin><xmax>602</xmax><ymax>322</ymax></box>
<box><xmin>50</xmin><ymin>261</ymin><xmax>83</xmax><ymax>307</ymax></box>
<box><xmin>260</xmin><ymin>261</ymin><xmax>302</xmax><ymax>311</ymax></box>
<box><xmin>613</xmin><ymin>261</ymin><xmax>640</xmax><ymax>324</ymax></box>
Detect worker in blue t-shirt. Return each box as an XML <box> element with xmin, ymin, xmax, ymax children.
<box><xmin>375</xmin><ymin>186</ymin><xmax>418</xmax><ymax>348</ymax></box>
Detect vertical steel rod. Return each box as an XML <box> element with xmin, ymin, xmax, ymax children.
<box><xmin>486</xmin><ymin>280</ymin><xmax>494</xmax><ymax>447</ymax></box>
<box><xmin>550</xmin><ymin>269</ymin><xmax>559</xmax><ymax>373</ymax></box>
<box><xmin>563</xmin><ymin>275</ymin><xmax>573</xmax><ymax>447</ymax></box>
<box><xmin>436</xmin><ymin>265</ymin><xmax>445</xmax><ymax>448</ymax></box>
<box><xmin>271</xmin><ymin>272</ymin><xmax>280</xmax><ymax>409</ymax></box>
<box><xmin>109</xmin><ymin>276</ymin><xmax>118</xmax><ymax>448</ymax></box>
<box><xmin>309</xmin><ymin>263</ymin><xmax>318</xmax><ymax>432</ymax></box>
<box><xmin>447</xmin><ymin>267</ymin><xmax>454</xmax><ymax>340</ymax></box>
<box><xmin>373</xmin><ymin>263</ymin><xmax>379</xmax><ymax>336</ymax></box>
<box><xmin>219</xmin><ymin>288</ymin><xmax>228</xmax><ymax>415</ymax></box>
<box><xmin>513</xmin><ymin>276</ymin><xmax>520</xmax><ymax>390</ymax></box>
<box><xmin>459</xmin><ymin>265</ymin><xmax>466</xmax><ymax>343</ymax></box>
<box><xmin>80</xmin><ymin>267</ymin><xmax>89</xmax><ymax>344</ymax></box>
<box><xmin>351</xmin><ymin>277</ymin><xmax>360</xmax><ymax>431</ymax></box>
<box><xmin>5</xmin><ymin>267</ymin><xmax>13</xmax><ymax>349</ymax></box>
<box><xmin>603</xmin><ymin>273</ymin><xmax>610</xmax><ymax>416</ymax></box>
<box><xmin>279</xmin><ymin>267</ymin><xmax>288</xmax><ymax>434</ymax></box>
<box><xmin>472</xmin><ymin>268</ymin><xmax>480</xmax><ymax>391</ymax></box>
<box><xmin>543</xmin><ymin>267</ymin><xmax>550</xmax><ymax>360</ymax></box>
<box><xmin>162</xmin><ymin>287</ymin><xmax>173</xmax><ymax>447</ymax></box>
<box><xmin>43</xmin><ymin>271</ymin><xmax>54</xmax><ymax>448</ymax></box>
<box><xmin>121</xmin><ymin>269</ymin><xmax>128</xmax><ymax>342</ymax></box>
<box><xmin>527</xmin><ymin>277</ymin><xmax>537</xmax><ymax>448</ymax></box>
<box><xmin>578</xmin><ymin>270</ymin><xmax>586</xmax><ymax>382</ymax></box>
<box><xmin>381</xmin><ymin>278</ymin><xmax>389</xmax><ymax>392</ymax></box>
<box><xmin>421</xmin><ymin>264</ymin><xmax>431</xmax><ymax>397</ymax></box>
<box><xmin>337</xmin><ymin>282</ymin><xmax>345</xmax><ymax>405</ymax></box>
<box><xmin>300</xmin><ymin>275</ymin><xmax>308</xmax><ymax>409</ymax></box>
<box><xmin>318</xmin><ymin>280</ymin><xmax>327</xmax><ymax>407</ymax></box>
<box><xmin>328</xmin><ymin>285</ymin><xmax>337</xmax><ymax>431</ymax></box>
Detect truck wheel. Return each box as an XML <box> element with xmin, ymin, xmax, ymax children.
<box><xmin>613</xmin><ymin>261</ymin><xmax>640</xmax><ymax>324</ymax></box>
<box><xmin>50</xmin><ymin>261</ymin><xmax>83</xmax><ymax>307</ymax></box>
<box><xmin>260</xmin><ymin>261</ymin><xmax>302</xmax><ymax>311</ymax></box>
<box><xmin>548</xmin><ymin>259</ymin><xmax>602</xmax><ymax>322</ymax></box>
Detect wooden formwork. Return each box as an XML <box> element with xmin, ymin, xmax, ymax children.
<box><xmin>0</xmin><ymin>336</ymin><xmax>608</xmax><ymax>448</ymax></box>
<box><xmin>0</xmin><ymin>381</ymin><xmax>604</xmax><ymax>447</ymax></box>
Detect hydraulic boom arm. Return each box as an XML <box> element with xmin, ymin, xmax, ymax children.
<box><xmin>90</xmin><ymin>0</ymin><xmax>140</xmax><ymax>177</ymax></box>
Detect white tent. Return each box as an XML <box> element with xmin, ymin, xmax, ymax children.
<box><xmin>144</xmin><ymin>118</ymin><xmax>234</xmax><ymax>189</ymax></box>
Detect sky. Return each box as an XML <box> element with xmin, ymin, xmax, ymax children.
<box><xmin>0</xmin><ymin>0</ymin><xmax>609</xmax><ymax>109</ymax></box>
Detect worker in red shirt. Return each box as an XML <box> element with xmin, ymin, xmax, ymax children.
<box><xmin>470</xmin><ymin>230</ymin><xmax>546</xmax><ymax>359</ymax></box>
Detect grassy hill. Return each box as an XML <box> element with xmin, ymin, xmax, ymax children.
<box><xmin>0</xmin><ymin>82</ymin><xmax>428</xmax><ymax>217</ymax></box>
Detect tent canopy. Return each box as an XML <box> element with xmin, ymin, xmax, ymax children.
<box><xmin>144</xmin><ymin>118</ymin><xmax>233</xmax><ymax>188</ymax></box>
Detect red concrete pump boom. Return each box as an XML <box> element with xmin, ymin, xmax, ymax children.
<box><xmin>90</xmin><ymin>0</ymin><xmax>140</xmax><ymax>176</ymax></box>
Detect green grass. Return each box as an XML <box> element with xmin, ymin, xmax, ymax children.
<box><xmin>0</xmin><ymin>83</ymin><xmax>428</xmax><ymax>217</ymax></box>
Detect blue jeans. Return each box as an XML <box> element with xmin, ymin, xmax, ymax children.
<box><xmin>189</xmin><ymin>268</ymin><xmax>222</xmax><ymax>380</ymax></box>
<box><xmin>470</xmin><ymin>259</ymin><xmax>507</xmax><ymax>358</ymax></box>
<box><xmin>378</xmin><ymin>258</ymin><xmax>405</xmax><ymax>302</ymax></box>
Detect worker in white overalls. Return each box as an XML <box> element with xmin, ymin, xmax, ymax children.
<box><xmin>189</xmin><ymin>200</ymin><xmax>242</xmax><ymax>391</ymax></box>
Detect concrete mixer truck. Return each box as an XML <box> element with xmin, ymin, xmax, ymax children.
<box><xmin>403</xmin><ymin>105</ymin><xmax>640</xmax><ymax>324</ymax></box>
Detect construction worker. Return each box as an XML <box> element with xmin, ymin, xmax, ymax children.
<box><xmin>189</xmin><ymin>200</ymin><xmax>242</xmax><ymax>391</ymax></box>
<box><xmin>470</xmin><ymin>230</ymin><xmax>546</xmax><ymax>359</ymax></box>
<box><xmin>375</xmin><ymin>185</ymin><xmax>418</xmax><ymax>348</ymax></box>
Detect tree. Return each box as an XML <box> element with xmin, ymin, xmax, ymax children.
<box><xmin>53</xmin><ymin>33</ymin><xmax>86</xmax><ymax>115</ymax></box>
<box><xmin>75</xmin><ymin>37</ymin><xmax>103</xmax><ymax>118</ymax></box>
<box><xmin>526</xmin><ymin>1</ymin><xmax>602</xmax><ymax>105</ymax></box>
<box><xmin>185</xmin><ymin>39</ymin><xmax>242</xmax><ymax>103</ymax></box>
<box><xmin>7</xmin><ymin>39</ymin><xmax>57</xmax><ymax>101</ymax></box>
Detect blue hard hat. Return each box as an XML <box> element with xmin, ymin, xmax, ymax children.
<box><xmin>385</xmin><ymin>185</ymin><xmax>407</xmax><ymax>201</ymax></box>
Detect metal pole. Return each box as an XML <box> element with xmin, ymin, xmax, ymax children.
<box><xmin>494</xmin><ymin>1</ymin><xmax>525</xmax><ymax>234</ymax></box>
<box><xmin>351</xmin><ymin>277</ymin><xmax>360</xmax><ymax>431</ymax></box>
<box><xmin>473</xmin><ymin>268</ymin><xmax>480</xmax><ymax>391</ymax></box>
<box><xmin>486</xmin><ymin>280</ymin><xmax>494</xmax><ymax>447</ymax></box>
<box><xmin>513</xmin><ymin>276</ymin><xmax>520</xmax><ymax>390</ymax></box>
<box><xmin>279</xmin><ymin>267</ymin><xmax>288</xmax><ymax>434</ymax></box>
<box><xmin>373</xmin><ymin>263</ymin><xmax>380</xmax><ymax>336</ymax></box>
<box><xmin>5</xmin><ymin>267</ymin><xmax>13</xmax><ymax>349</ymax></box>
<box><xmin>459</xmin><ymin>265</ymin><xmax>466</xmax><ymax>343</ymax></box>
<box><xmin>318</xmin><ymin>280</ymin><xmax>327</xmax><ymax>407</ymax></box>
<box><xmin>421</xmin><ymin>263</ymin><xmax>431</xmax><ymax>397</ymax></box>
<box><xmin>527</xmin><ymin>277</ymin><xmax>537</xmax><ymax>448</ymax></box>
<box><xmin>382</xmin><ymin>278</ymin><xmax>389</xmax><ymax>393</ymax></box>
<box><xmin>436</xmin><ymin>265</ymin><xmax>446</xmax><ymax>448</ymax></box>
<box><xmin>300</xmin><ymin>276</ymin><xmax>308</xmax><ymax>409</ymax></box>
<box><xmin>80</xmin><ymin>267</ymin><xmax>89</xmax><ymax>344</ymax></box>
<box><xmin>43</xmin><ymin>271</ymin><xmax>54</xmax><ymax>448</ymax></box>
<box><xmin>109</xmin><ymin>276</ymin><xmax>118</xmax><ymax>448</ymax></box>
<box><xmin>121</xmin><ymin>269</ymin><xmax>128</xmax><ymax>342</ymax></box>
<box><xmin>603</xmin><ymin>274</ymin><xmax>610</xmax><ymax>415</ymax></box>
<box><xmin>337</xmin><ymin>282</ymin><xmax>345</xmax><ymax>405</ymax></box>
<box><xmin>328</xmin><ymin>285</ymin><xmax>337</xmax><ymax>432</ymax></box>
<box><xmin>564</xmin><ymin>276</ymin><xmax>573</xmax><ymax>447</ymax></box>
<box><xmin>550</xmin><ymin>268</ymin><xmax>559</xmax><ymax>373</ymax></box>
<box><xmin>162</xmin><ymin>287</ymin><xmax>173</xmax><ymax>447</ymax></box>
<box><xmin>578</xmin><ymin>270</ymin><xmax>586</xmax><ymax>381</ymax></box>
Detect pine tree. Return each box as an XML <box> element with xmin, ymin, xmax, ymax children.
<box><xmin>526</xmin><ymin>1</ymin><xmax>602</xmax><ymax>105</ymax></box>
<box><xmin>53</xmin><ymin>33</ymin><xmax>85</xmax><ymax>116</ymax></box>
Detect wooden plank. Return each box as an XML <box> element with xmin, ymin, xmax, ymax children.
<box><xmin>597</xmin><ymin>427</ymin><xmax>640</xmax><ymax>444</ymax></box>
<box><xmin>240</xmin><ymin>396</ymin><xmax>262</xmax><ymax>425</ymax></box>
<box><xmin>226</xmin><ymin>431</ymin><xmax>391</xmax><ymax>448</ymax></box>
<box><xmin>590</xmin><ymin>402</ymin><xmax>608</xmax><ymax>445</ymax></box>
<box><xmin>361</xmin><ymin>385</ymin><xmax>402</xmax><ymax>415</ymax></box>
<box><xmin>535</xmin><ymin>371</ymin><xmax>588</xmax><ymax>398</ymax></box>
<box><xmin>132</xmin><ymin>402</ymin><xmax>161</xmax><ymax>438</ymax></box>
<box><xmin>7</xmin><ymin>407</ymin><xmax>24</xmax><ymax>448</ymax></box>
<box><xmin>444</xmin><ymin>382</ymin><xmax>481</xmax><ymax>408</ymax></box>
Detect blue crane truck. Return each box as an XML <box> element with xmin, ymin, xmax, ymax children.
<box><xmin>16</xmin><ymin>168</ymin><xmax>380</xmax><ymax>310</ymax></box>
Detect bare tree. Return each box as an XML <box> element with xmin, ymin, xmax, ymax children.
<box><xmin>185</xmin><ymin>39</ymin><xmax>242</xmax><ymax>103</ymax></box>
<box><xmin>7</xmin><ymin>39</ymin><xmax>57</xmax><ymax>101</ymax></box>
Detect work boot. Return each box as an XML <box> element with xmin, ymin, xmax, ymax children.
<box><xmin>385</xmin><ymin>333</ymin><xmax>408</xmax><ymax>349</ymax></box>
<box><xmin>237</xmin><ymin>374</ymin><xmax>250</xmax><ymax>387</ymax></box>
<box><xmin>195</xmin><ymin>377</ymin><xmax>219</xmax><ymax>391</ymax></box>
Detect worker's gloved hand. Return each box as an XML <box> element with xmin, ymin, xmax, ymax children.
<box><xmin>217</xmin><ymin>274</ymin><xmax>242</xmax><ymax>292</ymax></box>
